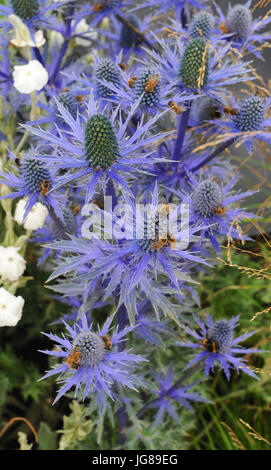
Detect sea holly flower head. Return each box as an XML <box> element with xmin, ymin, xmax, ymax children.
<box><xmin>143</xmin><ymin>34</ymin><xmax>254</xmax><ymax>100</ymax></box>
<box><xmin>11</xmin><ymin>0</ymin><xmax>39</xmax><ymax>21</ymax></box>
<box><xmin>95</xmin><ymin>58</ymin><xmax>120</xmax><ymax>99</ymax></box>
<box><xmin>170</xmin><ymin>173</ymin><xmax>256</xmax><ymax>252</ymax></box>
<box><xmin>192</xmin><ymin>179</ymin><xmax>223</xmax><ymax>218</ymax></box>
<box><xmin>23</xmin><ymin>93</ymin><xmax>173</xmax><ymax>202</ymax></box>
<box><xmin>0</xmin><ymin>153</ymin><xmax>62</xmax><ymax>220</ymax></box>
<box><xmin>178</xmin><ymin>313</ymin><xmax>262</xmax><ymax>379</ymax></box>
<box><xmin>40</xmin><ymin>313</ymin><xmax>145</xmax><ymax>410</ymax></box>
<box><xmin>215</xmin><ymin>0</ymin><xmax>271</xmax><ymax>59</ymax></box>
<box><xmin>233</xmin><ymin>96</ymin><xmax>265</xmax><ymax>132</ymax></box>
<box><xmin>188</xmin><ymin>11</ymin><xmax>215</xmax><ymax>41</ymax></box>
<box><xmin>213</xmin><ymin>94</ymin><xmax>271</xmax><ymax>152</ymax></box>
<box><xmin>226</xmin><ymin>4</ymin><xmax>252</xmax><ymax>43</ymax></box>
<box><xmin>179</xmin><ymin>38</ymin><xmax>209</xmax><ymax>90</ymax></box>
<box><xmin>148</xmin><ymin>366</ymin><xmax>208</xmax><ymax>427</ymax></box>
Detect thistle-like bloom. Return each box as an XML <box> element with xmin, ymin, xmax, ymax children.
<box><xmin>178</xmin><ymin>314</ymin><xmax>261</xmax><ymax>379</ymax></box>
<box><xmin>23</xmin><ymin>94</ymin><xmax>172</xmax><ymax>202</ymax></box>
<box><xmin>40</xmin><ymin>313</ymin><xmax>145</xmax><ymax>409</ymax></box>
<box><xmin>143</xmin><ymin>35</ymin><xmax>253</xmax><ymax>100</ymax></box>
<box><xmin>215</xmin><ymin>1</ymin><xmax>271</xmax><ymax>59</ymax></box>
<box><xmin>46</xmin><ymin>186</ymin><xmax>209</xmax><ymax>324</ymax></box>
<box><xmin>171</xmin><ymin>173</ymin><xmax>255</xmax><ymax>252</ymax></box>
<box><xmin>0</xmin><ymin>153</ymin><xmax>63</xmax><ymax>219</ymax></box>
<box><xmin>213</xmin><ymin>95</ymin><xmax>271</xmax><ymax>152</ymax></box>
<box><xmin>147</xmin><ymin>366</ymin><xmax>208</xmax><ymax>427</ymax></box>
<box><xmin>188</xmin><ymin>11</ymin><xmax>215</xmax><ymax>41</ymax></box>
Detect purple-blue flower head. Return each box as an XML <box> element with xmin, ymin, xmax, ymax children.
<box><xmin>23</xmin><ymin>93</ymin><xmax>172</xmax><ymax>202</ymax></box>
<box><xmin>148</xmin><ymin>366</ymin><xmax>208</xmax><ymax>427</ymax></box>
<box><xmin>178</xmin><ymin>313</ymin><xmax>262</xmax><ymax>379</ymax></box>
<box><xmin>0</xmin><ymin>153</ymin><xmax>63</xmax><ymax>220</ymax></box>
<box><xmin>40</xmin><ymin>313</ymin><xmax>145</xmax><ymax>410</ymax></box>
<box><xmin>215</xmin><ymin>0</ymin><xmax>271</xmax><ymax>59</ymax></box>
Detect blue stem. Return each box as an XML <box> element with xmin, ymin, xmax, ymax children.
<box><xmin>116</xmin><ymin>304</ymin><xmax>128</xmax><ymax>446</ymax></box>
<box><xmin>173</xmin><ymin>103</ymin><xmax>191</xmax><ymax>161</ymax></box>
<box><xmin>49</xmin><ymin>5</ymin><xmax>74</xmax><ymax>85</ymax></box>
<box><xmin>189</xmin><ymin>137</ymin><xmax>235</xmax><ymax>174</ymax></box>
<box><xmin>106</xmin><ymin>179</ymin><xmax>118</xmax><ymax>211</ymax></box>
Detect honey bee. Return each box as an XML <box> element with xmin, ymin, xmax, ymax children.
<box><xmin>255</xmin><ymin>89</ymin><xmax>266</xmax><ymax>98</ymax></box>
<box><xmin>128</xmin><ymin>76</ymin><xmax>137</xmax><ymax>88</ymax></box>
<box><xmin>151</xmin><ymin>233</ymin><xmax>177</xmax><ymax>251</ymax></box>
<box><xmin>220</xmin><ymin>22</ymin><xmax>229</xmax><ymax>34</ymax></box>
<box><xmin>145</xmin><ymin>75</ymin><xmax>159</xmax><ymax>93</ymax></box>
<box><xmin>15</xmin><ymin>157</ymin><xmax>21</xmax><ymax>168</ymax></box>
<box><xmin>214</xmin><ymin>206</ymin><xmax>226</xmax><ymax>216</ymax></box>
<box><xmin>40</xmin><ymin>180</ymin><xmax>50</xmax><ymax>196</ymax></box>
<box><xmin>61</xmin><ymin>87</ymin><xmax>70</xmax><ymax>93</ymax></box>
<box><xmin>70</xmin><ymin>204</ymin><xmax>81</xmax><ymax>215</ymax></box>
<box><xmin>168</xmin><ymin>101</ymin><xmax>184</xmax><ymax>115</ymax></box>
<box><xmin>223</xmin><ymin>107</ymin><xmax>240</xmax><ymax>116</ymax></box>
<box><xmin>92</xmin><ymin>197</ymin><xmax>104</xmax><ymax>210</ymax></box>
<box><xmin>210</xmin><ymin>105</ymin><xmax>222</xmax><ymax>119</ymax></box>
<box><xmin>67</xmin><ymin>345</ymin><xmax>81</xmax><ymax>369</ymax></box>
<box><xmin>158</xmin><ymin>203</ymin><xmax>170</xmax><ymax>216</ymax></box>
<box><xmin>100</xmin><ymin>335</ymin><xmax>112</xmax><ymax>350</ymax></box>
<box><xmin>202</xmin><ymin>337</ymin><xmax>218</xmax><ymax>353</ymax></box>
<box><xmin>119</xmin><ymin>62</ymin><xmax>127</xmax><ymax>71</ymax></box>
<box><xmin>76</xmin><ymin>94</ymin><xmax>84</xmax><ymax>102</ymax></box>
<box><xmin>93</xmin><ymin>3</ymin><xmax>105</xmax><ymax>12</ymax></box>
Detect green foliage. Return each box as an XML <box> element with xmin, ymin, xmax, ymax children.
<box><xmin>38</xmin><ymin>422</ymin><xmax>57</xmax><ymax>450</ymax></box>
<box><xmin>57</xmin><ymin>401</ymin><xmax>93</xmax><ymax>450</ymax></box>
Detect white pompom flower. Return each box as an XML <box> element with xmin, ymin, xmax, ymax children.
<box><xmin>0</xmin><ymin>246</ymin><xmax>26</xmax><ymax>282</ymax></box>
<box><xmin>14</xmin><ymin>198</ymin><xmax>48</xmax><ymax>231</ymax></box>
<box><xmin>0</xmin><ymin>287</ymin><xmax>24</xmax><ymax>327</ymax></box>
<box><xmin>13</xmin><ymin>60</ymin><xmax>48</xmax><ymax>94</ymax></box>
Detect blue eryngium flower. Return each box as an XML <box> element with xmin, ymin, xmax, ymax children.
<box><xmin>148</xmin><ymin>366</ymin><xmax>208</xmax><ymax>427</ymax></box>
<box><xmin>188</xmin><ymin>11</ymin><xmax>215</xmax><ymax>41</ymax></box>
<box><xmin>23</xmin><ymin>94</ymin><xmax>171</xmax><ymax>202</ymax></box>
<box><xmin>95</xmin><ymin>58</ymin><xmax>120</xmax><ymax>98</ymax></box>
<box><xmin>214</xmin><ymin>95</ymin><xmax>271</xmax><ymax>152</ymax></box>
<box><xmin>40</xmin><ymin>313</ymin><xmax>145</xmax><ymax>409</ymax></box>
<box><xmin>215</xmin><ymin>0</ymin><xmax>271</xmax><ymax>59</ymax></box>
<box><xmin>178</xmin><ymin>314</ymin><xmax>261</xmax><ymax>379</ymax></box>
<box><xmin>0</xmin><ymin>153</ymin><xmax>63</xmax><ymax>219</ymax></box>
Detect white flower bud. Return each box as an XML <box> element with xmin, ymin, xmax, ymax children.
<box><xmin>0</xmin><ymin>246</ymin><xmax>26</xmax><ymax>281</ymax></box>
<box><xmin>0</xmin><ymin>287</ymin><xmax>24</xmax><ymax>327</ymax></box>
<box><xmin>14</xmin><ymin>198</ymin><xmax>48</xmax><ymax>231</ymax></box>
<box><xmin>13</xmin><ymin>60</ymin><xmax>48</xmax><ymax>94</ymax></box>
<box><xmin>72</xmin><ymin>19</ymin><xmax>98</xmax><ymax>47</ymax></box>
<box><xmin>9</xmin><ymin>14</ymin><xmax>46</xmax><ymax>48</ymax></box>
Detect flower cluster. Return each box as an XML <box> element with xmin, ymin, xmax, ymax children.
<box><xmin>0</xmin><ymin>0</ymin><xmax>269</xmax><ymax>446</ymax></box>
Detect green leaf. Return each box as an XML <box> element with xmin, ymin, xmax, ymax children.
<box><xmin>38</xmin><ymin>422</ymin><xmax>57</xmax><ymax>450</ymax></box>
